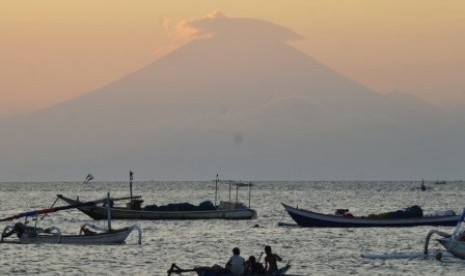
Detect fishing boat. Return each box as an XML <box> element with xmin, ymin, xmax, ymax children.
<box><xmin>58</xmin><ymin>174</ymin><xmax>257</xmax><ymax>220</ymax></box>
<box><xmin>282</xmin><ymin>203</ymin><xmax>459</xmax><ymax>227</ymax></box>
<box><xmin>167</xmin><ymin>263</ymin><xmax>292</xmax><ymax>276</ymax></box>
<box><xmin>410</xmin><ymin>179</ymin><xmax>432</xmax><ymax>191</ymax></box>
<box><xmin>0</xmin><ymin>193</ymin><xmax>142</xmax><ymax>245</ymax></box>
<box><xmin>434</xmin><ymin>179</ymin><xmax>447</xmax><ymax>185</ymax></box>
<box><xmin>424</xmin><ymin>209</ymin><xmax>465</xmax><ymax>259</ymax></box>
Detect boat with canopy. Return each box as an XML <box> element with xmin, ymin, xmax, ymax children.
<box><xmin>58</xmin><ymin>174</ymin><xmax>257</xmax><ymax>220</ymax></box>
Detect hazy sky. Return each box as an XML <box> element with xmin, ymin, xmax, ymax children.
<box><xmin>1</xmin><ymin>0</ymin><xmax>465</xmax><ymax>120</ymax></box>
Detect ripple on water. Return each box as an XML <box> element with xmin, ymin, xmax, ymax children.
<box><xmin>1</xmin><ymin>181</ymin><xmax>465</xmax><ymax>275</ymax></box>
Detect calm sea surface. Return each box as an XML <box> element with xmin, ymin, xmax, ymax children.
<box><xmin>1</xmin><ymin>181</ymin><xmax>465</xmax><ymax>275</ymax></box>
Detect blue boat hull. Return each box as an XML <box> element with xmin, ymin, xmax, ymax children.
<box><xmin>282</xmin><ymin>203</ymin><xmax>459</xmax><ymax>228</ymax></box>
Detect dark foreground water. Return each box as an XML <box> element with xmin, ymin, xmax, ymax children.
<box><xmin>1</xmin><ymin>181</ymin><xmax>465</xmax><ymax>275</ymax></box>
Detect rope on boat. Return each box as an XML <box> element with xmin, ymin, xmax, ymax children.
<box><xmin>424</xmin><ymin>229</ymin><xmax>451</xmax><ymax>255</ymax></box>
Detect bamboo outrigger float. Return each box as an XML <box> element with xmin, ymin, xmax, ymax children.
<box><xmin>0</xmin><ymin>193</ymin><xmax>142</xmax><ymax>245</ymax></box>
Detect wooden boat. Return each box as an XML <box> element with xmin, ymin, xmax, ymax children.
<box><xmin>167</xmin><ymin>263</ymin><xmax>292</xmax><ymax>276</ymax></box>
<box><xmin>424</xmin><ymin>209</ymin><xmax>465</xmax><ymax>259</ymax></box>
<box><xmin>59</xmin><ymin>194</ymin><xmax>257</xmax><ymax>220</ymax></box>
<box><xmin>0</xmin><ymin>193</ymin><xmax>142</xmax><ymax>245</ymax></box>
<box><xmin>1</xmin><ymin>223</ymin><xmax>141</xmax><ymax>244</ymax></box>
<box><xmin>282</xmin><ymin>203</ymin><xmax>460</xmax><ymax>227</ymax></box>
<box><xmin>57</xmin><ymin>174</ymin><xmax>257</xmax><ymax>220</ymax></box>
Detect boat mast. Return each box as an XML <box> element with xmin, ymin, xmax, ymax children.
<box><xmin>129</xmin><ymin>170</ymin><xmax>134</xmax><ymax>207</ymax></box>
<box><xmin>248</xmin><ymin>182</ymin><xmax>251</xmax><ymax>208</ymax></box>
<box><xmin>229</xmin><ymin>181</ymin><xmax>232</xmax><ymax>203</ymax></box>
<box><xmin>215</xmin><ymin>174</ymin><xmax>219</xmax><ymax>207</ymax></box>
<box><xmin>106</xmin><ymin>192</ymin><xmax>112</xmax><ymax>232</ymax></box>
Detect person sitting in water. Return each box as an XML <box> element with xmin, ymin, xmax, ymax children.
<box><xmin>245</xmin><ymin>255</ymin><xmax>266</xmax><ymax>274</ymax></box>
<box><xmin>264</xmin><ymin>245</ymin><xmax>282</xmax><ymax>273</ymax></box>
<box><xmin>225</xmin><ymin>247</ymin><xmax>245</xmax><ymax>276</ymax></box>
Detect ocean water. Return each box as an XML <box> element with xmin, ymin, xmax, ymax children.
<box><xmin>1</xmin><ymin>181</ymin><xmax>465</xmax><ymax>275</ymax></box>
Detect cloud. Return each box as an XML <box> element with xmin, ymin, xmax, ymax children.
<box><xmin>155</xmin><ymin>12</ymin><xmax>303</xmax><ymax>61</ymax></box>
<box><xmin>156</xmin><ymin>13</ymin><xmax>217</xmax><ymax>58</ymax></box>
<box><xmin>164</xmin><ymin>11</ymin><xmax>302</xmax><ymax>43</ymax></box>
<box><xmin>154</xmin><ymin>15</ymin><xmax>206</xmax><ymax>59</ymax></box>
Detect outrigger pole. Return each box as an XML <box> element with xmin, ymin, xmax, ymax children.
<box><xmin>0</xmin><ymin>201</ymin><xmax>97</xmax><ymax>222</ymax></box>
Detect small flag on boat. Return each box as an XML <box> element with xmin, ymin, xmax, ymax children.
<box><xmin>130</xmin><ymin>171</ymin><xmax>134</xmax><ymax>181</ymax></box>
<box><xmin>84</xmin><ymin>173</ymin><xmax>94</xmax><ymax>184</ymax></box>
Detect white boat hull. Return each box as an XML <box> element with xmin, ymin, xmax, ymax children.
<box><xmin>17</xmin><ymin>228</ymin><xmax>133</xmax><ymax>244</ymax></box>
<box><xmin>438</xmin><ymin>238</ymin><xmax>465</xmax><ymax>259</ymax></box>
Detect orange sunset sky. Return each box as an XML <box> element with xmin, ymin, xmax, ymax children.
<box><xmin>1</xmin><ymin>0</ymin><xmax>465</xmax><ymax>119</ymax></box>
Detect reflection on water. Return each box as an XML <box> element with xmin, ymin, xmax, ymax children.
<box><xmin>1</xmin><ymin>181</ymin><xmax>465</xmax><ymax>275</ymax></box>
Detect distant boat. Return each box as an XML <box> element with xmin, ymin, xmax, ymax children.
<box><xmin>434</xmin><ymin>179</ymin><xmax>447</xmax><ymax>185</ymax></box>
<box><xmin>282</xmin><ymin>203</ymin><xmax>459</xmax><ymax>227</ymax></box>
<box><xmin>411</xmin><ymin>179</ymin><xmax>432</xmax><ymax>191</ymax></box>
<box><xmin>57</xmin><ymin>174</ymin><xmax>257</xmax><ymax>220</ymax></box>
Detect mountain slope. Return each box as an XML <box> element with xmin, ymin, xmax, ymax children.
<box><xmin>0</xmin><ymin>15</ymin><xmax>463</xmax><ymax>181</ymax></box>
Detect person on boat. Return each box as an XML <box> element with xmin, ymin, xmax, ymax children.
<box><xmin>80</xmin><ymin>225</ymin><xmax>96</xmax><ymax>236</ymax></box>
<box><xmin>225</xmin><ymin>247</ymin><xmax>245</xmax><ymax>276</ymax></box>
<box><xmin>1</xmin><ymin>222</ymin><xmax>27</xmax><ymax>238</ymax></box>
<box><xmin>264</xmin><ymin>245</ymin><xmax>282</xmax><ymax>274</ymax></box>
<box><xmin>245</xmin><ymin>255</ymin><xmax>266</xmax><ymax>274</ymax></box>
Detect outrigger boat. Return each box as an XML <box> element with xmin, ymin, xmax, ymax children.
<box><xmin>424</xmin><ymin>208</ymin><xmax>465</xmax><ymax>259</ymax></box>
<box><xmin>167</xmin><ymin>262</ymin><xmax>293</xmax><ymax>276</ymax></box>
<box><xmin>282</xmin><ymin>203</ymin><xmax>459</xmax><ymax>227</ymax></box>
<box><xmin>0</xmin><ymin>193</ymin><xmax>142</xmax><ymax>245</ymax></box>
<box><xmin>58</xmin><ymin>174</ymin><xmax>257</xmax><ymax>220</ymax></box>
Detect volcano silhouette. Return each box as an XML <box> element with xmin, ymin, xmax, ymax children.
<box><xmin>1</xmin><ymin>14</ymin><xmax>464</xmax><ymax>181</ymax></box>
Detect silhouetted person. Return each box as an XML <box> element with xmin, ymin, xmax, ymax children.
<box><xmin>264</xmin><ymin>245</ymin><xmax>282</xmax><ymax>273</ymax></box>
<box><xmin>245</xmin><ymin>255</ymin><xmax>266</xmax><ymax>274</ymax></box>
<box><xmin>226</xmin><ymin>247</ymin><xmax>245</xmax><ymax>276</ymax></box>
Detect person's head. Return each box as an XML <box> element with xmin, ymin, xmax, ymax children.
<box><xmin>264</xmin><ymin>245</ymin><xmax>272</xmax><ymax>254</ymax></box>
<box><xmin>233</xmin><ymin>247</ymin><xmax>240</xmax><ymax>256</ymax></box>
<box><xmin>248</xmin><ymin>256</ymin><xmax>256</xmax><ymax>264</ymax></box>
